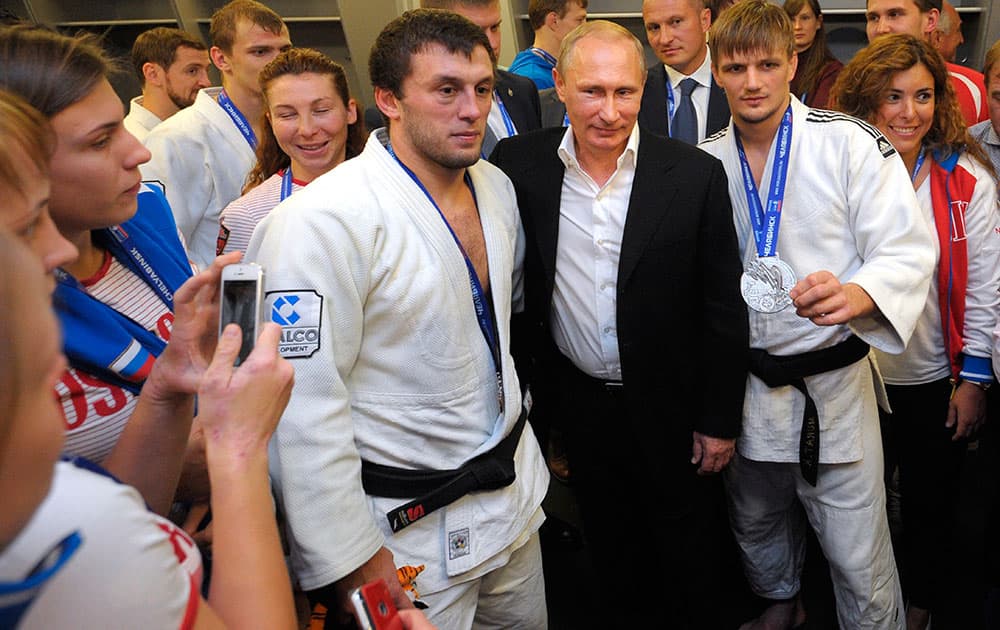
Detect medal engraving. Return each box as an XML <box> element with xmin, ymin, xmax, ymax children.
<box><xmin>741</xmin><ymin>257</ymin><xmax>795</xmax><ymax>313</ymax></box>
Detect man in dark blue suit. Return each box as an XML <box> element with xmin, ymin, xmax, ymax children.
<box><xmin>638</xmin><ymin>0</ymin><xmax>730</xmax><ymax>142</ymax></box>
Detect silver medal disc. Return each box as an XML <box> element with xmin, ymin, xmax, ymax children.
<box><xmin>740</xmin><ymin>257</ymin><xmax>795</xmax><ymax>313</ymax></box>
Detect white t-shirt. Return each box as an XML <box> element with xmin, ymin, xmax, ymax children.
<box><xmin>0</xmin><ymin>461</ymin><xmax>202</xmax><ymax>629</ymax></box>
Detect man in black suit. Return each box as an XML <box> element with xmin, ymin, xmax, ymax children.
<box><xmin>492</xmin><ymin>20</ymin><xmax>749</xmax><ymax>628</ymax></box>
<box><xmin>638</xmin><ymin>0</ymin><xmax>730</xmax><ymax>142</ymax></box>
<box><xmin>421</xmin><ymin>0</ymin><xmax>541</xmax><ymax>155</ymax></box>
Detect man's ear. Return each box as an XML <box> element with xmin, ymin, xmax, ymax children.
<box><xmin>210</xmin><ymin>46</ymin><xmax>230</xmax><ymax>74</ymax></box>
<box><xmin>374</xmin><ymin>86</ymin><xmax>401</xmax><ymax>123</ymax></box>
<box><xmin>142</xmin><ymin>62</ymin><xmax>164</xmax><ymax>88</ymax></box>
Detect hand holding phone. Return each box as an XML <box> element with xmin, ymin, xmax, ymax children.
<box><xmin>350</xmin><ymin>579</ymin><xmax>399</xmax><ymax>630</ymax></box>
<box><xmin>219</xmin><ymin>262</ymin><xmax>264</xmax><ymax>366</ymax></box>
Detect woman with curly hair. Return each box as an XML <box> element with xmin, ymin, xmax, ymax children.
<box><xmin>217</xmin><ymin>48</ymin><xmax>365</xmax><ymax>256</ymax></box>
<box><xmin>831</xmin><ymin>33</ymin><xmax>999</xmax><ymax>630</ymax></box>
<box><xmin>783</xmin><ymin>0</ymin><xmax>842</xmax><ymax>108</ymax></box>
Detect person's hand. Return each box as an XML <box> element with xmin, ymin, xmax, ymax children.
<box><xmin>392</xmin><ymin>609</ymin><xmax>439</xmax><ymax>630</ymax></box>
<box><xmin>947</xmin><ymin>381</ymin><xmax>987</xmax><ymax>440</ymax></box>
<box><xmin>142</xmin><ymin>251</ymin><xmax>243</xmax><ymax>403</ymax></box>
<box><xmin>691</xmin><ymin>432</ymin><xmax>735</xmax><ymax>474</ymax></box>
<box><xmin>789</xmin><ymin>272</ymin><xmax>875</xmax><ymax>326</ymax></box>
<box><xmin>197</xmin><ymin>322</ymin><xmax>294</xmax><ymax>457</ymax></box>
<box><xmin>333</xmin><ymin>547</ymin><xmax>415</xmax><ymax>626</ymax></box>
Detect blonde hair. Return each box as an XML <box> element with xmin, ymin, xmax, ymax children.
<box><xmin>709</xmin><ymin>0</ymin><xmax>795</xmax><ymax>67</ymax></box>
<box><xmin>556</xmin><ymin>20</ymin><xmax>646</xmax><ymax>77</ymax></box>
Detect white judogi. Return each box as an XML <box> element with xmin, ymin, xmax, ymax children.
<box><xmin>246</xmin><ymin>129</ymin><xmax>548</xmax><ymax>623</ymax></box>
<box><xmin>700</xmin><ymin>97</ymin><xmax>935</xmax><ymax>629</ymax></box>
<box><xmin>142</xmin><ymin>87</ymin><xmax>256</xmax><ymax>268</ymax></box>
<box><xmin>701</xmin><ymin>98</ymin><xmax>935</xmax><ymax>464</ymax></box>
<box><xmin>0</xmin><ymin>462</ymin><xmax>202</xmax><ymax>629</ymax></box>
<box><xmin>122</xmin><ymin>96</ymin><xmax>161</xmax><ymax>143</ymax></box>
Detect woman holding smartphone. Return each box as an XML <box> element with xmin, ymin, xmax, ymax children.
<box><xmin>217</xmin><ymin>48</ymin><xmax>364</xmax><ymax>256</ymax></box>
<box><xmin>832</xmin><ymin>34</ymin><xmax>1000</xmax><ymax>630</ymax></box>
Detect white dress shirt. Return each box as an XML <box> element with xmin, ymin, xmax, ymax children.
<box><xmin>665</xmin><ymin>49</ymin><xmax>714</xmax><ymax>143</ymax></box>
<box><xmin>551</xmin><ymin>124</ymin><xmax>640</xmax><ymax>380</ymax></box>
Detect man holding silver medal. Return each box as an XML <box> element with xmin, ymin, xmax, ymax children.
<box><xmin>699</xmin><ymin>2</ymin><xmax>936</xmax><ymax>629</ymax></box>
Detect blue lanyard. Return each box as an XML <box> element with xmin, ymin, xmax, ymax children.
<box><xmin>494</xmin><ymin>90</ymin><xmax>516</xmax><ymax>137</ymax></box>
<box><xmin>0</xmin><ymin>531</ymin><xmax>82</xmax><ymax>629</ymax></box>
<box><xmin>218</xmin><ymin>89</ymin><xmax>258</xmax><ymax>150</ymax></box>
<box><xmin>385</xmin><ymin>143</ymin><xmax>504</xmax><ymax>405</ymax></box>
<box><xmin>665</xmin><ymin>78</ymin><xmax>676</xmax><ymax>124</ymax></box>
<box><xmin>734</xmin><ymin>105</ymin><xmax>793</xmax><ymax>258</ymax></box>
<box><xmin>102</xmin><ymin>221</ymin><xmax>177</xmax><ymax>307</ymax></box>
<box><xmin>529</xmin><ymin>46</ymin><xmax>557</xmax><ymax>67</ymax></box>
<box><xmin>280</xmin><ymin>167</ymin><xmax>295</xmax><ymax>201</ymax></box>
<box><xmin>911</xmin><ymin>146</ymin><xmax>927</xmax><ymax>182</ymax></box>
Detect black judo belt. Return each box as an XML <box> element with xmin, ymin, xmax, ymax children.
<box><xmin>749</xmin><ymin>335</ymin><xmax>870</xmax><ymax>487</ymax></box>
<box><xmin>361</xmin><ymin>409</ymin><xmax>527</xmax><ymax>533</ymax></box>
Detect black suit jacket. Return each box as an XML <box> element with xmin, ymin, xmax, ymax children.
<box><xmin>492</xmin><ymin>127</ymin><xmax>748</xmax><ymax>512</ymax></box>
<box><xmin>496</xmin><ymin>69</ymin><xmax>541</xmax><ymax>134</ymax></box>
<box><xmin>638</xmin><ymin>63</ymin><xmax>730</xmax><ymax>139</ymax></box>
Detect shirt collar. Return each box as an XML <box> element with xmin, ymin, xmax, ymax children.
<box><xmin>664</xmin><ymin>48</ymin><xmax>713</xmax><ymax>90</ymax></box>
<box><xmin>557</xmin><ymin>123</ymin><xmax>640</xmax><ymax>174</ymax></box>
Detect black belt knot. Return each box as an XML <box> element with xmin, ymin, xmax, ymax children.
<box><xmin>361</xmin><ymin>409</ymin><xmax>527</xmax><ymax>533</ymax></box>
<box><xmin>749</xmin><ymin>335</ymin><xmax>870</xmax><ymax>486</ymax></box>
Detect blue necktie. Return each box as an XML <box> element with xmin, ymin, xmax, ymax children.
<box><xmin>672</xmin><ymin>78</ymin><xmax>698</xmax><ymax>145</ymax></box>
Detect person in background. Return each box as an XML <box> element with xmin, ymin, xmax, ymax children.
<box><xmin>142</xmin><ymin>0</ymin><xmax>292</xmax><ymax>269</ymax></box>
<box><xmin>508</xmin><ymin>0</ymin><xmax>588</xmax><ymax>90</ymax></box>
<box><xmin>969</xmin><ymin>39</ymin><xmax>1000</xmax><ymax>173</ymax></box>
<box><xmin>124</xmin><ymin>27</ymin><xmax>211</xmax><ymax>142</ymax></box>
<box><xmin>832</xmin><ymin>33</ymin><xmax>999</xmax><ymax>630</ymax></box>
<box><xmin>639</xmin><ymin>0</ymin><xmax>730</xmax><ymax>144</ymax></box>
<box><xmin>866</xmin><ymin>0</ymin><xmax>987</xmax><ymax>125</ymax></box>
<box><xmin>783</xmin><ymin>0</ymin><xmax>842</xmax><ymax>108</ymax></box>
<box><xmin>931</xmin><ymin>0</ymin><xmax>964</xmax><ymax>64</ymax></box>
<box><xmin>217</xmin><ymin>48</ymin><xmax>364</xmax><ymax>257</ymax></box>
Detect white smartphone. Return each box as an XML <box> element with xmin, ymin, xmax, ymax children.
<box><xmin>219</xmin><ymin>262</ymin><xmax>264</xmax><ymax>366</ymax></box>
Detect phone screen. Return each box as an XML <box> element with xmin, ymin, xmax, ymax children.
<box><xmin>221</xmin><ymin>279</ymin><xmax>258</xmax><ymax>365</ymax></box>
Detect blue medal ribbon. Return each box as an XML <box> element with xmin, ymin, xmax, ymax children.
<box><xmin>385</xmin><ymin>142</ymin><xmax>505</xmax><ymax>408</ymax></box>
<box><xmin>911</xmin><ymin>145</ymin><xmax>927</xmax><ymax>182</ymax></box>
<box><xmin>482</xmin><ymin>91</ymin><xmax>518</xmax><ymax>159</ymax></box>
<box><xmin>0</xmin><ymin>531</ymin><xmax>82</xmax><ymax>628</ymax></box>
<box><xmin>218</xmin><ymin>89</ymin><xmax>258</xmax><ymax>150</ymax></box>
<box><xmin>734</xmin><ymin>105</ymin><xmax>793</xmax><ymax>259</ymax></box>
<box><xmin>280</xmin><ymin>167</ymin><xmax>295</xmax><ymax>202</ymax></box>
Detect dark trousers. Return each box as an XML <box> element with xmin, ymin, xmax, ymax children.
<box><xmin>879</xmin><ymin>378</ymin><xmax>967</xmax><ymax>611</ymax></box>
<box><xmin>549</xmin><ymin>357</ymin><xmax>749</xmax><ymax>629</ymax></box>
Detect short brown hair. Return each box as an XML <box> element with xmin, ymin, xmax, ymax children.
<box><xmin>982</xmin><ymin>39</ymin><xmax>1000</xmax><ymax>88</ymax></box>
<box><xmin>709</xmin><ymin>0</ymin><xmax>795</xmax><ymax>67</ymax></box>
<box><xmin>131</xmin><ymin>27</ymin><xmax>206</xmax><ymax>84</ymax></box>
<box><xmin>210</xmin><ymin>0</ymin><xmax>285</xmax><ymax>53</ymax></box>
<box><xmin>420</xmin><ymin>0</ymin><xmax>498</xmax><ymax>9</ymax></box>
<box><xmin>528</xmin><ymin>0</ymin><xmax>588</xmax><ymax>31</ymax></box>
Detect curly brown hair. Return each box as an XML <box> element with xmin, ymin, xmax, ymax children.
<box><xmin>243</xmin><ymin>48</ymin><xmax>366</xmax><ymax>193</ymax></box>
<box><xmin>830</xmin><ymin>33</ymin><xmax>991</xmax><ymax>172</ymax></box>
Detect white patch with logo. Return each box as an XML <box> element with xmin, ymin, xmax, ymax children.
<box><xmin>265</xmin><ymin>290</ymin><xmax>323</xmax><ymax>358</ymax></box>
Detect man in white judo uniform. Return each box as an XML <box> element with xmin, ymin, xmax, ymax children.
<box><xmin>246</xmin><ymin>9</ymin><xmax>548</xmax><ymax>629</ymax></box>
<box><xmin>142</xmin><ymin>0</ymin><xmax>291</xmax><ymax>268</ymax></box>
<box><xmin>123</xmin><ymin>27</ymin><xmax>211</xmax><ymax>142</ymax></box>
<box><xmin>698</xmin><ymin>2</ymin><xmax>936</xmax><ymax>629</ymax></box>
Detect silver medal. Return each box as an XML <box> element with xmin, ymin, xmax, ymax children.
<box><xmin>741</xmin><ymin>257</ymin><xmax>795</xmax><ymax>313</ymax></box>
